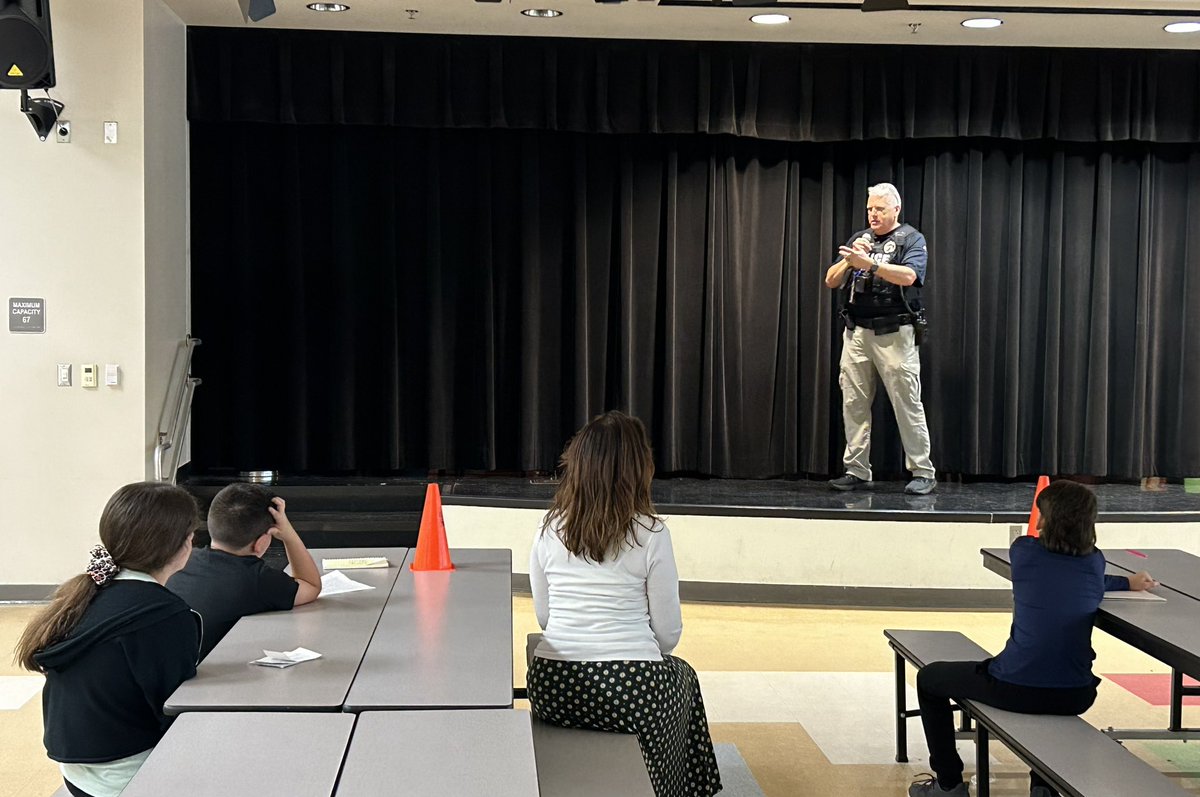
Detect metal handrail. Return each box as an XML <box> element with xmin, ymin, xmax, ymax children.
<box><xmin>154</xmin><ymin>336</ymin><xmax>202</xmax><ymax>483</ymax></box>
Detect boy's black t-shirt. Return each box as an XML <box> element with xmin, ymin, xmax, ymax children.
<box><xmin>167</xmin><ymin>547</ymin><xmax>299</xmax><ymax>660</ymax></box>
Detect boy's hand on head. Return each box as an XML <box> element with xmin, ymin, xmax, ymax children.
<box><xmin>1127</xmin><ymin>571</ymin><xmax>1159</xmax><ymax>591</ymax></box>
<box><xmin>266</xmin><ymin>496</ymin><xmax>320</xmax><ymax>605</ymax></box>
<box><xmin>267</xmin><ymin>497</ymin><xmax>299</xmax><ymax>541</ymax></box>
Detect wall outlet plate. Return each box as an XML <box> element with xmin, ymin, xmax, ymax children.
<box><xmin>55</xmin><ymin>120</ymin><xmax>71</xmax><ymax>143</ymax></box>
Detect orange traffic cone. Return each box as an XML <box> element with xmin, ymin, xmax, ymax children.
<box><xmin>411</xmin><ymin>483</ymin><xmax>455</xmax><ymax>571</ymax></box>
<box><xmin>1026</xmin><ymin>475</ymin><xmax>1050</xmax><ymax>537</ymax></box>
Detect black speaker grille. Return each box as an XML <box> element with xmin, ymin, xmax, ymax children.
<box><xmin>0</xmin><ymin>14</ymin><xmax>51</xmax><ymax>89</ymax></box>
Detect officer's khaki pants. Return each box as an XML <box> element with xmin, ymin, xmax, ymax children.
<box><xmin>839</xmin><ymin>325</ymin><xmax>935</xmax><ymax>481</ymax></box>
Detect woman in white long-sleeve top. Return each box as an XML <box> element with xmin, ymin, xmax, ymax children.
<box><xmin>527</xmin><ymin>410</ymin><xmax>722</xmax><ymax>797</ymax></box>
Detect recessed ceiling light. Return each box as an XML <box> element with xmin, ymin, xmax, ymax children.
<box><xmin>1164</xmin><ymin>21</ymin><xmax>1200</xmax><ymax>33</ymax></box>
<box><xmin>521</xmin><ymin>8</ymin><xmax>562</xmax><ymax>16</ymax></box>
<box><xmin>307</xmin><ymin>2</ymin><xmax>349</xmax><ymax>10</ymax></box>
<box><xmin>961</xmin><ymin>17</ymin><xmax>1003</xmax><ymax>28</ymax></box>
<box><xmin>750</xmin><ymin>13</ymin><xmax>790</xmax><ymax>24</ymax></box>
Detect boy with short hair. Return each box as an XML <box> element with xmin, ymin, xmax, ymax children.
<box><xmin>167</xmin><ymin>483</ymin><xmax>322</xmax><ymax>660</ymax></box>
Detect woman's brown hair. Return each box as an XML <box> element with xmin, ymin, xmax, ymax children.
<box><xmin>15</xmin><ymin>482</ymin><xmax>199</xmax><ymax>672</ymax></box>
<box><xmin>1037</xmin><ymin>480</ymin><xmax>1098</xmax><ymax>557</ymax></box>
<box><xmin>543</xmin><ymin>411</ymin><xmax>659</xmax><ymax>563</ymax></box>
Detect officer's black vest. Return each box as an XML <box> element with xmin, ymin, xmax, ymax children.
<box><xmin>840</xmin><ymin>224</ymin><xmax>923</xmax><ymax>315</ymax></box>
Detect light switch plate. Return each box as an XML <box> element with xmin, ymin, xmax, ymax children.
<box><xmin>57</xmin><ymin>363</ymin><xmax>71</xmax><ymax>387</ymax></box>
<box><xmin>103</xmin><ymin>121</ymin><xmax>118</xmax><ymax>144</ymax></box>
<box><xmin>105</xmin><ymin>363</ymin><xmax>120</xmax><ymax>386</ymax></box>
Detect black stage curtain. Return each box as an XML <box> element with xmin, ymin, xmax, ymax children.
<box><xmin>190</xmin><ymin>124</ymin><xmax>1200</xmax><ymax>478</ymax></box>
<box><xmin>187</xmin><ymin>28</ymin><xmax>1200</xmax><ymax>144</ymax></box>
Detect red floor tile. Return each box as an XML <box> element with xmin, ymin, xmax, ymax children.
<box><xmin>1104</xmin><ymin>673</ymin><xmax>1200</xmax><ymax>706</ymax></box>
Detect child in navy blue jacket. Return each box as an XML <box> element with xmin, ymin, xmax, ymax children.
<box><xmin>909</xmin><ymin>480</ymin><xmax>1158</xmax><ymax>797</ymax></box>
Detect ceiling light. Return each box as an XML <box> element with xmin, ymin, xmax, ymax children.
<box><xmin>521</xmin><ymin>8</ymin><xmax>562</xmax><ymax>16</ymax></box>
<box><xmin>750</xmin><ymin>13</ymin><xmax>790</xmax><ymax>24</ymax></box>
<box><xmin>1164</xmin><ymin>21</ymin><xmax>1200</xmax><ymax>33</ymax></box>
<box><xmin>306</xmin><ymin>2</ymin><xmax>349</xmax><ymax>10</ymax></box>
<box><xmin>961</xmin><ymin>17</ymin><xmax>1002</xmax><ymax>28</ymax></box>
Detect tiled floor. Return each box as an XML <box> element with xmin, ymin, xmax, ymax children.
<box><xmin>4</xmin><ymin>598</ymin><xmax>1200</xmax><ymax>797</ymax></box>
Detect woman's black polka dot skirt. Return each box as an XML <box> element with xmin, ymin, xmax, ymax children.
<box><xmin>528</xmin><ymin>655</ymin><xmax>723</xmax><ymax>797</ymax></box>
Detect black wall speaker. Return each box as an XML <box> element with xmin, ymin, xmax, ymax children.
<box><xmin>0</xmin><ymin>0</ymin><xmax>56</xmax><ymax>90</ymax></box>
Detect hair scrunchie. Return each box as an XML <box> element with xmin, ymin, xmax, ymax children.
<box><xmin>86</xmin><ymin>545</ymin><xmax>118</xmax><ymax>586</ymax></box>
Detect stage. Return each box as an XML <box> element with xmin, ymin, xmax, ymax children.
<box><xmin>182</xmin><ymin>474</ymin><xmax>1200</xmax><ymax>527</ymax></box>
<box><xmin>442</xmin><ymin>477</ymin><xmax>1200</xmax><ymax>524</ymax></box>
<box><xmin>8</xmin><ymin>477</ymin><xmax>1197</xmax><ymax>604</ymax></box>
<box><xmin>170</xmin><ymin>476</ymin><xmax>1200</xmax><ymax>611</ymax></box>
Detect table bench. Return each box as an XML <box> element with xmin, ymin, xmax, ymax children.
<box><xmin>524</xmin><ymin>633</ymin><xmax>655</xmax><ymax>796</ymax></box>
<box><xmin>885</xmin><ymin>629</ymin><xmax>1191</xmax><ymax>797</ymax></box>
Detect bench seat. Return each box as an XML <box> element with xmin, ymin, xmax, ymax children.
<box><xmin>524</xmin><ymin>633</ymin><xmax>654</xmax><ymax>796</ymax></box>
<box><xmin>531</xmin><ymin>719</ymin><xmax>655</xmax><ymax>796</ymax></box>
<box><xmin>885</xmin><ymin>629</ymin><xmax>1190</xmax><ymax>797</ymax></box>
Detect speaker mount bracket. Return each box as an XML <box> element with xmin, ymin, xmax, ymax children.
<box><xmin>19</xmin><ymin>89</ymin><xmax>63</xmax><ymax>141</ymax></box>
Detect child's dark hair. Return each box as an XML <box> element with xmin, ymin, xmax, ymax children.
<box><xmin>543</xmin><ymin>411</ymin><xmax>659</xmax><ymax>563</ymax></box>
<box><xmin>207</xmin><ymin>483</ymin><xmax>276</xmax><ymax>549</ymax></box>
<box><xmin>1037</xmin><ymin>480</ymin><xmax>1098</xmax><ymax>556</ymax></box>
<box><xmin>15</xmin><ymin>482</ymin><xmax>198</xmax><ymax>672</ymax></box>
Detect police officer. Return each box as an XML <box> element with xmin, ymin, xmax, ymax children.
<box><xmin>824</xmin><ymin>183</ymin><xmax>935</xmax><ymax>495</ymax></box>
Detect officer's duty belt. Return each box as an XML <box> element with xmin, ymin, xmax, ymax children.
<box><xmin>843</xmin><ymin>313</ymin><xmax>915</xmax><ymax>334</ymax></box>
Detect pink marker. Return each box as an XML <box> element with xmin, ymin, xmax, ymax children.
<box><xmin>1126</xmin><ymin>549</ymin><xmax>1148</xmax><ymax>558</ymax></box>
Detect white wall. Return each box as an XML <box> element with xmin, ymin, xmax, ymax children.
<box><xmin>144</xmin><ymin>0</ymin><xmax>189</xmax><ymax>479</ymax></box>
<box><xmin>443</xmin><ymin>505</ymin><xmax>1200</xmax><ymax>591</ymax></box>
<box><xmin>0</xmin><ymin>0</ymin><xmax>187</xmax><ymax>586</ymax></box>
<box><xmin>443</xmin><ymin>506</ymin><xmax>1011</xmax><ymax>589</ymax></box>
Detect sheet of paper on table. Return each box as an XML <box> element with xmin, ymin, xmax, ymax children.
<box><xmin>1103</xmin><ymin>591</ymin><xmax>1166</xmax><ymax>602</ymax></box>
<box><xmin>319</xmin><ymin>570</ymin><xmax>375</xmax><ymax>596</ymax></box>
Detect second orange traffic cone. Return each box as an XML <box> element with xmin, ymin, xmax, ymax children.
<box><xmin>1026</xmin><ymin>475</ymin><xmax>1050</xmax><ymax>537</ymax></box>
<box><xmin>411</xmin><ymin>482</ymin><xmax>455</xmax><ymax>571</ymax></box>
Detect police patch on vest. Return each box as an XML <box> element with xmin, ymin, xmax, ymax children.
<box><xmin>883</xmin><ymin>240</ymin><xmax>896</xmax><ymax>254</ymax></box>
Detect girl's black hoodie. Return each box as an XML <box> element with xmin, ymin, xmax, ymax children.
<box><xmin>34</xmin><ymin>579</ymin><xmax>201</xmax><ymax>763</ymax></box>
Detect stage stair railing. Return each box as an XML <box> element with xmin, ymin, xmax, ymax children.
<box><xmin>154</xmin><ymin>335</ymin><xmax>202</xmax><ymax>484</ymax></box>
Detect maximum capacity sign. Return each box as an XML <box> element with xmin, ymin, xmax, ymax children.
<box><xmin>9</xmin><ymin>298</ymin><xmax>45</xmax><ymax>333</ymax></box>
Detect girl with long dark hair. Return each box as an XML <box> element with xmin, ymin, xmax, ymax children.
<box><xmin>15</xmin><ymin>482</ymin><xmax>202</xmax><ymax>797</ymax></box>
<box><xmin>527</xmin><ymin>411</ymin><xmax>722</xmax><ymax>797</ymax></box>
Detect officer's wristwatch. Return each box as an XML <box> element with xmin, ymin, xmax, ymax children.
<box><xmin>868</xmin><ymin>262</ymin><xmax>879</xmax><ymax>274</ymax></box>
